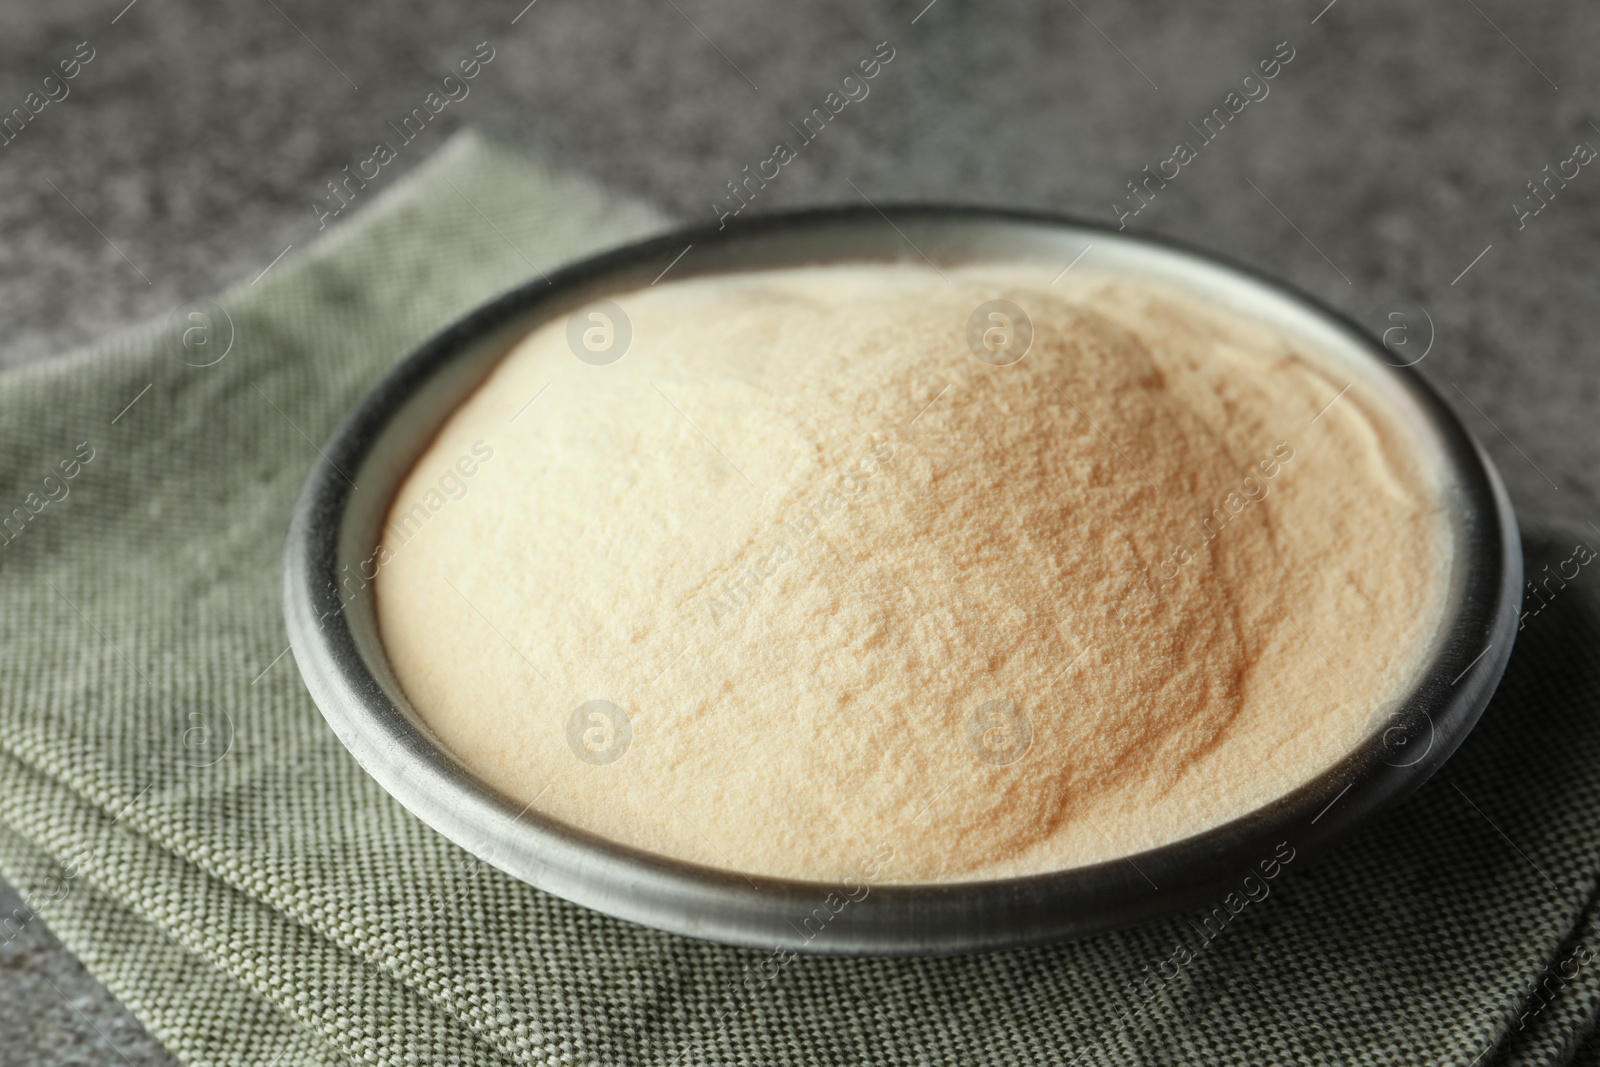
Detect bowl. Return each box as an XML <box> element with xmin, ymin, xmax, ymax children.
<box><xmin>284</xmin><ymin>205</ymin><xmax>1521</xmax><ymax>955</ymax></box>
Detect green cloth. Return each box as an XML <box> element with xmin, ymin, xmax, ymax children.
<box><xmin>2</xmin><ymin>130</ymin><xmax>1600</xmax><ymax>1066</ymax></box>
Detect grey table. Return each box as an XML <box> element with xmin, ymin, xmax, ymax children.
<box><xmin>0</xmin><ymin>0</ymin><xmax>1594</xmax><ymax>1062</ymax></box>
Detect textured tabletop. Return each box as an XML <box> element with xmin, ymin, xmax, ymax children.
<box><xmin>0</xmin><ymin>0</ymin><xmax>1594</xmax><ymax>1062</ymax></box>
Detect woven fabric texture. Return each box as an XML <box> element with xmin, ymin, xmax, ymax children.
<box><xmin>0</xmin><ymin>130</ymin><xmax>1598</xmax><ymax>1066</ymax></box>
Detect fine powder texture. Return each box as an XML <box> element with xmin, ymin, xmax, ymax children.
<box><xmin>373</xmin><ymin>264</ymin><xmax>1453</xmax><ymax>884</ymax></box>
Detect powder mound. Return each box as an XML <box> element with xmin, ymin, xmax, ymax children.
<box><xmin>374</xmin><ymin>264</ymin><xmax>1452</xmax><ymax>883</ymax></box>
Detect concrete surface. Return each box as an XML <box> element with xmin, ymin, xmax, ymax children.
<box><xmin>0</xmin><ymin>0</ymin><xmax>1595</xmax><ymax>1061</ymax></box>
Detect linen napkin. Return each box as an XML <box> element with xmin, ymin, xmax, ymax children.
<box><xmin>2</xmin><ymin>129</ymin><xmax>1599</xmax><ymax>1066</ymax></box>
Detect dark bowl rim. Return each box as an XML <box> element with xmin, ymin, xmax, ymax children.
<box><xmin>284</xmin><ymin>202</ymin><xmax>1522</xmax><ymax>956</ymax></box>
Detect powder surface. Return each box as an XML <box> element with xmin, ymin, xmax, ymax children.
<box><xmin>373</xmin><ymin>264</ymin><xmax>1453</xmax><ymax>884</ymax></box>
